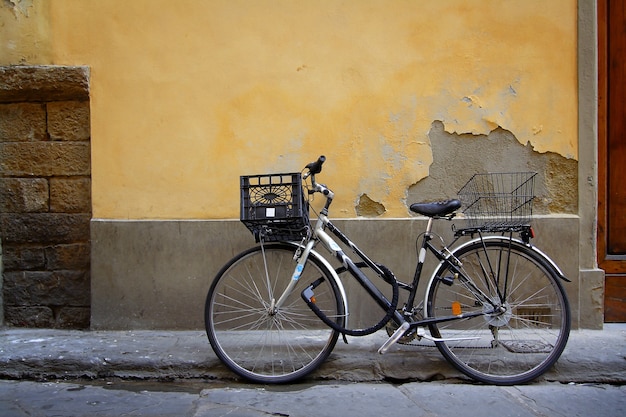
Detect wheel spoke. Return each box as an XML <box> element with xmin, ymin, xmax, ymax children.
<box><xmin>427</xmin><ymin>239</ymin><xmax>570</xmax><ymax>385</ymax></box>
<box><xmin>205</xmin><ymin>244</ymin><xmax>342</xmax><ymax>383</ymax></box>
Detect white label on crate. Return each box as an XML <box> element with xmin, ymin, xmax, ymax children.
<box><xmin>266</xmin><ymin>207</ymin><xmax>276</xmax><ymax>217</ymax></box>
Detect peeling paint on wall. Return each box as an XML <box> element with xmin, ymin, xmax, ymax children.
<box><xmin>407</xmin><ymin>121</ymin><xmax>578</xmax><ymax>216</ymax></box>
<box><xmin>0</xmin><ymin>0</ymin><xmax>49</xmax><ymax>64</ymax></box>
<box><xmin>4</xmin><ymin>0</ymin><xmax>34</xmax><ymax>18</ymax></box>
<box><xmin>355</xmin><ymin>193</ymin><xmax>386</xmax><ymax>217</ymax></box>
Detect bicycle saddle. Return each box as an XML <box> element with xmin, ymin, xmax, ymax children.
<box><xmin>410</xmin><ymin>199</ymin><xmax>461</xmax><ymax>217</ymax></box>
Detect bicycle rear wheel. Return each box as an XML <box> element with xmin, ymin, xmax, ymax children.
<box><xmin>205</xmin><ymin>243</ymin><xmax>344</xmax><ymax>383</ymax></box>
<box><xmin>426</xmin><ymin>239</ymin><xmax>570</xmax><ymax>385</ymax></box>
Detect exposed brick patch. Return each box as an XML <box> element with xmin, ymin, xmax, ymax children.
<box><xmin>0</xmin><ymin>103</ymin><xmax>47</xmax><ymax>141</ymax></box>
<box><xmin>0</xmin><ymin>66</ymin><xmax>89</xmax><ymax>103</ymax></box>
<box><xmin>0</xmin><ymin>213</ymin><xmax>91</xmax><ymax>244</ymax></box>
<box><xmin>4</xmin><ymin>306</ymin><xmax>54</xmax><ymax>328</ymax></box>
<box><xmin>0</xmin><ymin>178</ymin><xmax>49</xmax><ymax>213</ymax></box>
<box><xmin>1</xmin><ymin>247</ymin><xmax>46</xmax><ymax>271</ymax></box>
<box><xmin>48</xmin><ymin>101</ymin><xmax>91</xmax><ymax>141</ymax></box>
<box><xmin>45</xmin><ymin>243</ymin><xmax>91</xmax><ymax>270</ymax></box>
<box><xmin>0</xmin><ymin>142</ymin><xmax>91</xmax><ymax>177</ymax></box>
<box><xmin>3</xmin><ymin>270</ymin><xmax>90</xmax><ymax>306</ymax></box>
<box><xmin>1</xmin><ymin>65</ymin><xmax>91</xmax><ymax>328</ymax></box>
<box><xmin>50</xmin><ymin>178</ymin><xmax>91</xmax><ymax>213</ymax></box>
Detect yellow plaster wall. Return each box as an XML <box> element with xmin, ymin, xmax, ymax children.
<box><xmin>2</xmin><ymin>0</ymin><xmax>578</xmax><ymax>219</ymax></box>
<box><xmin>0</xmin><ymin>0</ymin><xmax>50</xmax><ymax>63</ymax></box>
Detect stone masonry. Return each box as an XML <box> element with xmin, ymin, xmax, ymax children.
<box><xmin>0</xmin><ymin>66</ymin><xmax>91</xmax><ymax>328</ymax></box>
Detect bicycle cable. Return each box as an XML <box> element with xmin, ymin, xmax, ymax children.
<box><xmin>301</xmin><ymin>262</ymin><xmax>400</xmax><ymax>337</ymax></box>
<box><xmin>299</xmin><ymin>161</ymin><xmax>401</xmax><ymax>336</ymax></box>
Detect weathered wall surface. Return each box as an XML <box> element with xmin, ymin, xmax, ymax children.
<box><xmin>18</xmin><ymin>0</ymin><xmax>576</xmax><ymax>220</ymax></box>
<box><xmin>407</xmin><ymin>121</ymin><xmax>578</xmax><ymax>215</ymax></box>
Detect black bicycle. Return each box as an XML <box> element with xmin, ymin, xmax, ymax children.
<box><xmin>204</xmin><ymin>156</ymin><xmax>571</xmax><ymax>385</ymax></box>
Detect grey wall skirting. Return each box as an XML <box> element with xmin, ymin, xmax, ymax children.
<box><xmin>91</xmin><ymin>216</ymin><xmax>596</xmax><ymax>330</ymax></box>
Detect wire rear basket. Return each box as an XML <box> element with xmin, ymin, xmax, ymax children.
<box><xmin>458</xmin><ymin>172</ymin><xmax>537</xmax><ymax>231</ymax></box>
<box><xmin>240</xmin><ymin>172</ymin><xmax>309</xmax><ymax>242</ymax></box>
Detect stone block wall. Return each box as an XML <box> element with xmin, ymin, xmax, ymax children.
<box><xmin>0</xmin><ymin>66</ymin><xmax>91</xmax><ymax>328</ymax></box>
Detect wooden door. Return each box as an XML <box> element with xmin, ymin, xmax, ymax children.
<box><xmin>599</xmin><ymin>0</ymin><xmax>626</xmax><ymax>322</ymax></box>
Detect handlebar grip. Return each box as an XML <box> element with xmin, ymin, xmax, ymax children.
<box><xmin>305</xmin><ymin>155</ymin><xmax>326</xmax><ymax>176</ymax></box>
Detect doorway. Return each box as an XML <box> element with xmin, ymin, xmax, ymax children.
<box><xmin>598</xmin><ymin>0</ymin><xmax>626</xmax><ymax>322</ymax></box>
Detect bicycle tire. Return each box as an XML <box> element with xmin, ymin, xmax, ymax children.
<box><xmin>426</xmin><ymin>239</ymin><xmax>570</xmax><ymax>385</ymax></box>
<box><xmin>204</xmin><ymin>243</ymin><xmax>344</xmax><ymax>383</ymax></box>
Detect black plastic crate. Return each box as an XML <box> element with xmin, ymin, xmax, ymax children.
<box><xmin>240</xmin><ymin>172</ymin><xmax>309</xmax><ymax>242</ymax></box>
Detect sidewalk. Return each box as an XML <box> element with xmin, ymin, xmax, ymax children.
<box><xmin>1</xmin><ymin>325</ymin><xmax>625</xmax><ymax>384</ymax></box>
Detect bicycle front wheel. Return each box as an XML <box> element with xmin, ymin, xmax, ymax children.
<box><xmin>205</xmin><ymin>243</ymin><xmax>344</xmax><ymax>383</ymax></box>
<box><xmin>426</xmin><ymin>239</ymin><xmax>570</xmax><ymax>385</ymax></box>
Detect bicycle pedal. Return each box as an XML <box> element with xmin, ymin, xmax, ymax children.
<box><xmin>386</xmin><ymin>318</ymin><xmax>418</xmax><ymax>344</ymax></box>
<box><xmin>416</xmin><ymin>327</ymin><xmax>480</xmax><ymax>343</ymax></box>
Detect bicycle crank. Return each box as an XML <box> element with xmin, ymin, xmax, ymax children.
<box><xmin>385</xmin><ymin>309</ymin><xmax>422</xmax><ymax>344</ymax></box>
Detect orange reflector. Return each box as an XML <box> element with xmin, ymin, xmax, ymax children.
<box><xmin>451</xmin><ymin>301</ymin><xmax>462</xmax><ymax>315</ymax></box>
<box><xmin>310</xmin><ymin>296</ymin><xmax>317</xmax><ymax>304</ymax></box>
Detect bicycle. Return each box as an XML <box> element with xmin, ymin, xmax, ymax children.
<box><xmin>204</xmin><ymin>156</ymin><xmax>571</xmax><ymax>385</ymax></box>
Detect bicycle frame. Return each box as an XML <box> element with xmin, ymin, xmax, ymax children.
<box><xmin>314</xmin><ymin>213</ymin><xmax>406</xmax><ymax>326</ymax></box>
<box><xmin>272</xmin><ymin>209</ymin><xmax>403</xmax><ymax>326</ymax></box>
<box><xmin>270</xmin><ymin>164</ymin><xmax>568</xmax><ymax>353</ymax></box>
<box><xmin>273</xmin><ymin>204</ymin><xmax>494</xmax><ymax>349</ymax></box>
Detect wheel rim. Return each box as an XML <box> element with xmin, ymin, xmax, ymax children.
<box><xmin>428</xmin><ymin>241</ymin><xmax>570</xmax><ymax>383</ymax></box>
<box><xmin>206</xmin><ymin>245</ymin><xmax>342</xmax><ymax>382</ymax></box>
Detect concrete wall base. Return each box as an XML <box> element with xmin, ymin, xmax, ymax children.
<box><xmin>92</xmin><ymin>216</ymin><xmax>592</xmax><ymax>330</ymax></box>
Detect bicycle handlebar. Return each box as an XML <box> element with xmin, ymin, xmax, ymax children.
<box><xmin>303</xmin><ymin>155</ymin><xmax>325</xmax><ymax>179</ymax></box>
<box><xmin>303</xmin><ymin>155</ymin><xmax>334</xmax><ymax>201</ymax></box>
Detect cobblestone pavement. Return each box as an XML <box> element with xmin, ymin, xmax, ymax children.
<box><xmin>1</xmin><ymin>379</ymin><xmax>625</xmax><ymax>417</ymax></box>
<box><xmin>1</xmin><ymin>325</ymin><xmax>625</xmax><ymax>384</ymax></box>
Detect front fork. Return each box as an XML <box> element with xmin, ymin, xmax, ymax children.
<box><xmin>271</xmin><ymin>239</ymin><xmax>316</xmax><ymax>312</ymax></box>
